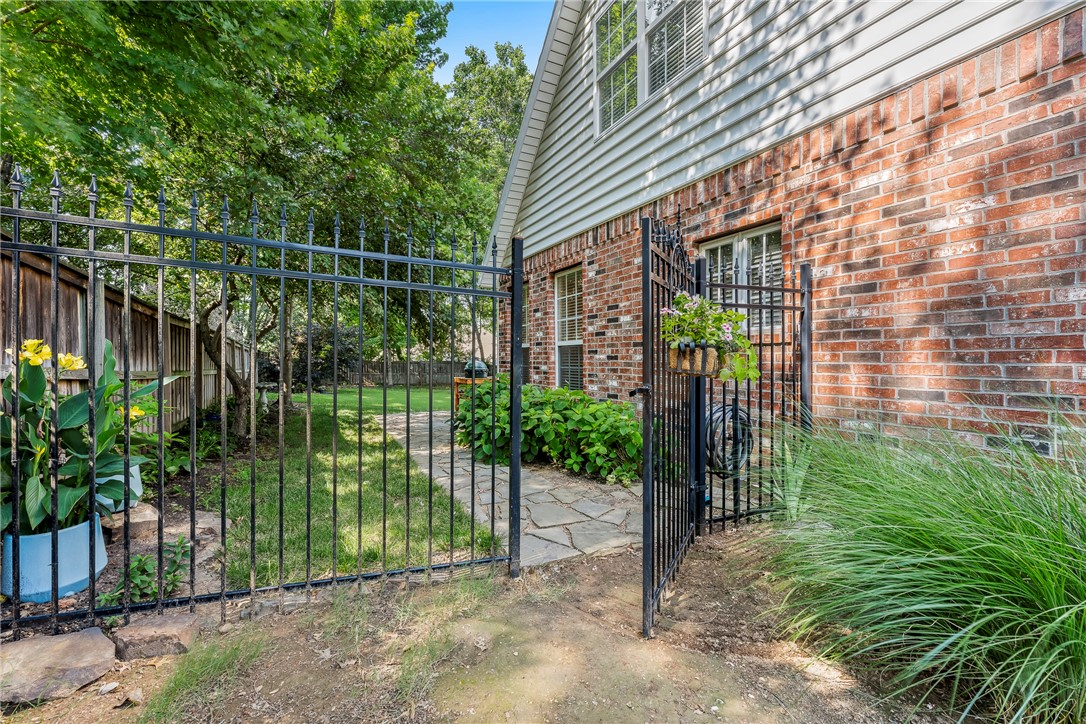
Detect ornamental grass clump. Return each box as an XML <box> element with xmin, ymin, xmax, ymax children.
<box><xmin>771</xmin><ymin>424</ymin><xmax>1086</xmax><ymax>722</ymax></box>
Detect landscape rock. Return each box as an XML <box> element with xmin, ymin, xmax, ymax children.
<box><xmin>0</xmin><ymin>627</ymin><xmax>115</xmax><ymax>704</ymax></box>
<box><xmin>101</xmin><ymin>504</ymin><xmax>160</xmax><ymax>543</ymax></box>
<box><xmin>113</xmin><ymin>613</ymin><xmax>200</xmax><ymax>660</ymax></box>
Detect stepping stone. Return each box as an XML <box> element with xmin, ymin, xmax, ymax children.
<box><xmin>101</xmin><ymin>504</ymin><xmax>160</xmax><ymax>543</ymax></box>
<box><xmin>568</xmin><ymin>520</ymin><xmax>634</xmax><ymax>555</ymax></box>
<box><xmin>527</xmin><ymin>527</ymin><xmax>571</xmax><ymax>546</ymax></box>
<box><xmin>625</xmin><ymin>514</ymin><xmax>644</xmax><ymax>536</ymax></box>
<box><xmin>550</xmin><ymin>488</ymin><xmax>583</xmax><ymax>504</ymax></box>
<box><xmin>526</xmin><ymin>502</ymin><xmax>588</xmax><ymax>528</ymax></box>
<box><xmin>521</xmin><ymin>478</ymin><xmax>552</xmax><ymax>495</ymax></box>
<box><xmin>598</xmin><ymin>508</ymin><xmax>629</xmax><ymax>526</ymax></box>
<box><xmin>520</xmin><ymin>534</ymin><xmax>579</xmax><ymax>567</ymax></box>
<box><xmin>526</xmin><ymin>491</ymin><xmax>556</xmax><ymax>504</ymax></box>
<box><xmin>572</xmin><ymin>500</ymin><xmax>613</xmax><ymax>519</ymax></box>
<box><xmin>114</xmin><ymin>613</ymin><xmax>200</xmax><ymax>660</ymax></box>
<box><xmin>0</xmin><ymin>627</ymin><xmax>115</xmax><ymax>704</ymax></box>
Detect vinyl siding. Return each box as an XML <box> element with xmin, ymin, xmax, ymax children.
<box><xmin>510</xmin><ymin>0</ymin><xmax>1077</xmax><ymax>259</ymax></box>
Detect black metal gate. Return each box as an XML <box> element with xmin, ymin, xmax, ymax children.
<box><xmin>638</xmin><ymin>215</ymin><xmax>811</xmax><ymax>637</ymax></box>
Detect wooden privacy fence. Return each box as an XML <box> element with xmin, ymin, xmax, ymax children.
<box><xmin>347</xmin><ymin>360</ymin><xmax>470</xmax><ymax>387</ymax></box>
<box><xmin>1</xmin><ymin>251</ymin><xmax>248</xmax><ymax>431</ymax></box>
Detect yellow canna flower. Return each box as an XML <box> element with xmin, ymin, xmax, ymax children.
<box><xmin>120</xmin><ymin>405</ymin><xmax>146</xmax><ymax>421</ymax></box>
<box><xmin>18</xmin><ymin>340</ymin><xmax>52</xmax><ymax>366</ymax></box>
<box><xmin>57</xmin><ymin>352</ymin><xmax>87</xmax><ymax>372</ymax></box>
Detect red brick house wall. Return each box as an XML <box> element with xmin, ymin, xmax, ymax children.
<box><xmin>505</xmin><ymin>8</ymin><xmax>1085</xmax><ymax>447</ymax></box>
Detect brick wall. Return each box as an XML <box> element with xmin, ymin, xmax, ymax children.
<box><xmin>508</xmin><ymin>8</ymin><xmax>1085</xmax><ymax>446</ymax></box>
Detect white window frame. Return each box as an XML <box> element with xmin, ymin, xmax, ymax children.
<box><xmin>700</xmin><ymin>223</ymin><xmax>784</xmax><ymax>330</ymax></box>
<box><xmin>593</xmin><ymin>0</ymin><xmax>709</xmax><ymax>137</ymax></box>
<box><xmin>554</xmin><ymin>266</ymin><xmax>583</xmax><ymax>390</ymax></box>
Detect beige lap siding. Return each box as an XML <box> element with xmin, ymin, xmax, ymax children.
<box><xmin>499</xmin><ymin>8</ymin><xmax>1085</xmax><ymax>447</ymax></box>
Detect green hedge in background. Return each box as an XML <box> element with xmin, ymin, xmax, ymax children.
<box><xmin>455</xmin><ymin>377</ymin><xmax>641</xmax><ymax>485</ymax></box>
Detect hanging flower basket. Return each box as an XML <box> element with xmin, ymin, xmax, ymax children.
<box><xmin>668</xmin><ymin>344</ymin><xmax>722</xmax><ymax>377</ymax></box>
<box><xmin>660</xmin><ymin>293</ymin><xmax>760</xmax><ymax>383</ymax></box>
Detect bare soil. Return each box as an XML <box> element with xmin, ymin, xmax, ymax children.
<box><xmin>9</xmin><ymin>527</ymin><xmax>958</xmax><ymax>723</ymax></box>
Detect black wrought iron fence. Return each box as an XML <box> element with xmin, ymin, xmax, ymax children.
<box><xmin>0</xmin><ymin>165</ymin><xmax>522</xmax><ymax>638</ymax></box>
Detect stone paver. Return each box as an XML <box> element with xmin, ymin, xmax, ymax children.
<box><xmin>526</xmin><ymin>502</ymin><xmax>589</xmax><ymax>528</ymax></box>
<box><xmin>383</xmin><ymin>412</ymin><xmax>641</xmax><ymax>566</ymax></box>
<box><xmin>567</xmin><ymin>520</ymin><xmax>639</xmax><ymax>555</ymax></box>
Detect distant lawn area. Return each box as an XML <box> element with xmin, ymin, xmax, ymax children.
<box><xmin>356</xmin><ymin>386</ymin><xmax>452</xmax><ymax>416</ymax></box>
<box><xmin>215</xmin><ymin>391</ymin><xmax>494</xmax><ymax>589</ymax></box>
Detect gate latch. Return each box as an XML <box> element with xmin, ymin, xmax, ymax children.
<box><xmin>628</xmin><ymin>385</ymin><xmax>651</xmax><ymax>398</ymax></box>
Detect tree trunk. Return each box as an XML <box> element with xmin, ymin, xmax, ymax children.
<box><xmin>198</xmin><ymin>321</ymin><xmax>251</xmax><ymax>439</ymax></box>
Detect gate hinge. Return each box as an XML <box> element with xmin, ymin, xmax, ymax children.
<box><xmin>628</xmin><ymin>385</ymin><xmax>651</xmax><ymax>398</ymax></box>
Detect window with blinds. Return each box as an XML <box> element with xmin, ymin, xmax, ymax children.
<box><xmin>594</xmin><ymin>0</ymin><xmax>707</xmax><ymax>134</ymax></box>
<box><xmin>521</xmin><ymin>283</ymin><xmax>530</xmax><ymax>373</ymax></box>
<box><xmin>703</xmin><ymin>226</ymin><xmax>785</xmax><ymax>327</ymax></box>
<box><xmin>596</xmin><ymin>0</ymin><xmax>638</xmax><ymax>132</ymax></box>
<box><xmin>555</xmin><ymin>267</ymin><xmax>583</xmax><ymax>390</ymax></box>
<box><xmin>647</xmin><ymin>1</ymin><xmax>705</xmax><ymax>95</ymax></box>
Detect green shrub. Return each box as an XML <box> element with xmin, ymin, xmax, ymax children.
<box><xmin>455</xmin><ymin>377</ymin><xmax>641</xmax><ymax>485</ymax></box>
<box><xmin>771</xmin><ymin>424</ymin><xmax>1086</xmax><ymax>722</ymax></box>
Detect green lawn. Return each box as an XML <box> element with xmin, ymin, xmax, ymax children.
<box><xmin>216</xmin><ymin>391</ymin><xmax>495</xmax><ymax>589</ymax></box>
<box><xmin>355</xmin><ymin>386</ymin><xmax>452</xmax><ymax>415</ymax></box>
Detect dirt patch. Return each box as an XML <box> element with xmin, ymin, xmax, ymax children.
<box><xmin>9</xmin><ymin>528</ymin><xmax>957</xmax><ymax>723</ymax></box>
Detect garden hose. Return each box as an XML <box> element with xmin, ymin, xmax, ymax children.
<box><xmin>705</xmin><ymin>403</ymin><xmax>752</xmax><ymax>474</ymax></box>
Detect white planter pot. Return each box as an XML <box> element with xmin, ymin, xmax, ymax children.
<box><xmin>1</xmin><ymin>515</ymin><xmax>108</xmax><ymax>604</ymax></box>
<box><xmin>96</xmin><ymin>462</ymin><xmax>143</xmax><ymax>513</ymax></box>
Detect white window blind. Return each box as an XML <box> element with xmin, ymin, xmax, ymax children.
<box><xmin>704</xmin><ymin>227</ymin><xmax>785</xmax><ymax>326</ymax></box>
<box><xmin>555</xmin><ymin>268</ymin><xmax>583</xmax><ymax>390</ymax></box>
<box><xmin>648</xmin><ymin>1</ymin><xmax>705</xmax><ymax>95</ymax></box>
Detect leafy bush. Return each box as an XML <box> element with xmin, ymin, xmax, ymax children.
<box><xmin>455</xmin><ymin>377</ymin><xmax>641</xmax><ymax>485</ymax></box>
<box><xmin>771</xmin><ymin>424</ymin><xmax>1086</xmax><ymax>722</ymax></box>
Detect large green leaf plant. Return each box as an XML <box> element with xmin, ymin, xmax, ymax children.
<box><xmin>1</xmin><ymin>339</ymin><xmax>170</xmax><ymax>534</ymax></box>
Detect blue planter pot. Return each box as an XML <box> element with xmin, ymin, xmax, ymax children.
<box><xmin>96</xmin><ymin>463</ymin><xmax>143</xmax><ymax>513</ymax></box>
<box><xmin>1</xmin><ymin>515</ymin><xmax>108</xmax><ymax>604</ymax></box>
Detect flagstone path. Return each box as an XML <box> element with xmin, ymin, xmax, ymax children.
<box><xmin>382</xmin><ymin>412</ymin><xmax>642</xmax><ymax>566</ymax></box>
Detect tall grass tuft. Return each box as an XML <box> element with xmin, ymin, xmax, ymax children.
<box><xmin>771</xmin><ymin>423</ymin><xmax>1086</xmax><ymax>722</ymax></box>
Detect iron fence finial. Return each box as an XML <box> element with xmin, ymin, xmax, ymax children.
<box><xmin>250</xmin><ymin>199</ymin><xmax>259</xmax><ymax>227</ymax></box>
<box><xmin>156</xmin><ymin>186</ymin><xmax>166</xmax><ymax>211</ymax></box>
<box><xmin>8</xmin><ymin>163</ymin><xmax>24</xmax><ymax>192</ymax></box>
<box><xmin>88</xmin><ymin>175</ymin><xmax>99</xmax><ymax>204</ymax></box>
<box><xmin>190</xmin><ymin>191</ymin><xmax>199</xmax><ymax>213</ymax></box>
<box><xmin>280</xmin><ymin>204</ymin><xmax>288</xmax><ymax>228</ymax></box>
<box><xmin>306</xmin><ymin>209</ymin><xmax>315</xmax><ymax>233</ymax></box>
<box><xmin>49</xmin><ymin>170</ymin><xmax>62</xmax><ymax>198</ymax></box>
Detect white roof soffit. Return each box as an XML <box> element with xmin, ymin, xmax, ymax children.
<box><xmin>487</xmin><ymin>1</ymin><xmax>583</xmax><ymax>268</ymax></box>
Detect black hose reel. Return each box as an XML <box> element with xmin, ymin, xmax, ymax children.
<box><xmin>704</xmin><ymin>403</ymin><xmax>752</xmax><ymax>474</ymax></box>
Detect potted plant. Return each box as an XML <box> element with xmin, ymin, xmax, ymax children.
<box><xmin>660</xmin><ymin>292</ymin><xmax>760</xmax><ymax>382</ymax></box>
<box><xmin>1</xmin><ymin>339</ymin><xmax>165</xmax><ymax>603</ymax></box>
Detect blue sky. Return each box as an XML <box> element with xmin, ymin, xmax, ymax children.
<box><xmin>433</xmin><ymin>1</ymin><xmax>554</xmax><ymax>85</ymax></box>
